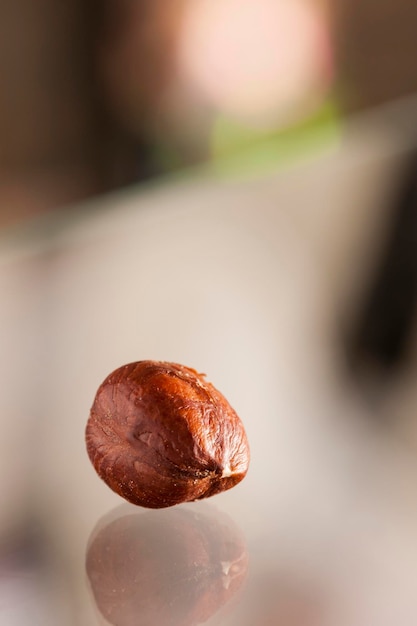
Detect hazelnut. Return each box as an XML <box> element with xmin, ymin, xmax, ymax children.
<box><xmin>86</xmin><ymin>361</ymin><xmax>250</xmax><ymax>508</ymax></box>
<box><xmin>86</xmin><ymin>505</ymin><xmax>248</xmax><ymax>626</ymax></box>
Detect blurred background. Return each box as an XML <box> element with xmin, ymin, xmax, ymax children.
<box><xmin>0</xmin><ymin>0</ymin><xmax>416</xmax><ymax>227</ymax></box>
<box><xmin>1</xmin><ymin>1</ymin><xmax>417</xmax><ymax>625</ymax></box>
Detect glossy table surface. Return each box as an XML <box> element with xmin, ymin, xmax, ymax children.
<box><xmin>1</xmin><ymin>96</ymin><xmax>417</xmax><ymax>625</ymax></box>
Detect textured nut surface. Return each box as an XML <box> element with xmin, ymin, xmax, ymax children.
<box><xmin>86</xmin><ymin>361</ymin><xmax>250</xmax><ymax>508</ymax></box>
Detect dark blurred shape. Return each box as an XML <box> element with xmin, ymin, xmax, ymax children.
<box><xmin>98</xmin><ymin>0</ymin><xmax>183</xmax><ymax>132</ymax></box>
<box><xmin>0</xmin><ymin>515</ymin><xmax>69</xmax><ymax>625</ymax></box>
<box><xmin>0</xmin><ymin>516</ymin><xmax>46</xmax><ymax>572</ymax></box>
<box><xmin>86</xmin><ymin>504</ymin><xmax>247</xmax><ymax>626</ymax></box>
<box><xmin>346</xmin><ymin>153</ymin><xmax>417</xmax><ymax>382</ymax></box>
<box><xmin>0</xmin><ymin>0</ymin><xmax>157</xmax><ymax>227</ymax></box>
<box><xmin>335</xmin><ymin>0</ymin><xmax>417</xmax><ymax>111</ymax></box>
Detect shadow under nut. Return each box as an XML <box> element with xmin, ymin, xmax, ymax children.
<box><xmin>86</xmin><ymin>361</ymin><xmax>250</xmax><ymax>508</ymax></box>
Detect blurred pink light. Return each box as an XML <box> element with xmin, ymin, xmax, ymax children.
<box><xmin>178</xmin><ymin>0</ymin><xmax>332</xmax><ymax>127</ymax></box>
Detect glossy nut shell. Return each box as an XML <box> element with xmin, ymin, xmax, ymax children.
<box><xmin>86</xmin><ymin>361</ymin><xmax>250</xmax><ymax>508</ymax></box>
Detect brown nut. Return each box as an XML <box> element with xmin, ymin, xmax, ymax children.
<box><xmin>86</xmin><ymin>361</ymin><xmax>250</xmax><ymax>508</ymax></box>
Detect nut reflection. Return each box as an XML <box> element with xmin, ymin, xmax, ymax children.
<box><xmin>86</xmin><ymin>504</ymin><xmax>248</xmax><ymax>626</ymax></box>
